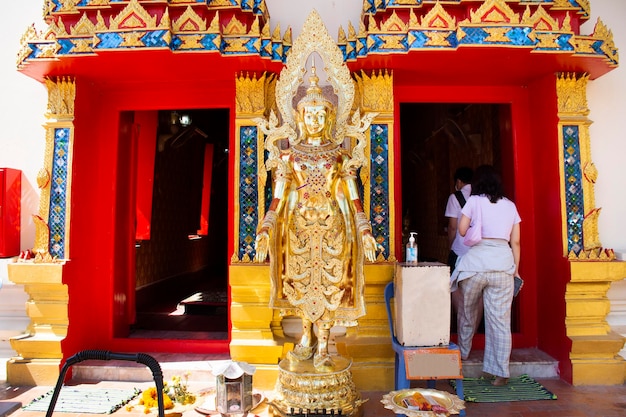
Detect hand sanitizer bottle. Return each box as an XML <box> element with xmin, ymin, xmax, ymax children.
<box><xmin>405</xmin><ymin>232</ymin><xmax>418</xmax><ymax>263</ymax></box>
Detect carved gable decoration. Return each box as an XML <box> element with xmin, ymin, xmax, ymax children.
<box><xmin>19</xmin><ymin>0</ymin><xmax>618</xmax><ymax>73</ymax></box>
<box><xmin>173</xmin><ymin>6</ymin><xmax>207</xmax><ymax>32</ymax></box>
<box><xmin>419</xmin><ymin>3</ymin><xmax>456</xmax><ymax>29</ymax></box>
<box><xmin>468</xmin><ymin>0</ymin><xmax>519</xmax><ymax>25</ymax></box>
<box><xmin>109</xmin><ymin>0</ymin><xmax>157</xmax><ymax>31</ymax></box>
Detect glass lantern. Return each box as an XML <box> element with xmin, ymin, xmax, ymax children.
<box><xmin>211</xmin><ymin>360</ymin><xmax>256</xmax><ymax>417</ymax></box>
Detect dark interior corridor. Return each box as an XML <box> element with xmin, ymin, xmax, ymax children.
<box><xmin>131</xmin><ymin>108</ymin><xmax>230</xmax><ymax>340</ymax></box>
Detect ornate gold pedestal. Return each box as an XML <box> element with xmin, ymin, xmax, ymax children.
<box><xmin>269</xmin><ymin>356</ymin><xmax>365</xmax><ymax>417</ymax></box>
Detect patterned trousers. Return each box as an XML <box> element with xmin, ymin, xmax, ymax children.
<box><xmin>458</xmin><ymin>271</ymin><xmax>514</xmax><ymax>377</ymax></box>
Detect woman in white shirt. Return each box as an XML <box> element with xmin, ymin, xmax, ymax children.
<box><xmin>450</xmin><ymin>165</ymin><xmax>521</xmax><ymax>386</ymax></box>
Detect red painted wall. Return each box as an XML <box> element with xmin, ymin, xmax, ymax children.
<box><xmin>61</xmin><ymin>78</ymin><xmax>234</xmax><ymax>358</ymax></box>
<box><xmin>58</xmin><ymin>66</ymin><xmax>570</xmax><ymax>382</ymax></box>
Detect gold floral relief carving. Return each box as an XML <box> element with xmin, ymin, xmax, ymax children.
<box><xmin>552</xmin><ymin>0</ymin><xmax>586</xmax><ymax>13</ymax></box>
<box><xmin>17</xmin><ymin>24</ymin><xmax>40</xmax><ymax>66</ymax></box>
<box><xmin>368</xmin><ymin>14</ymin><xmax>379</xmax><ymax>33</ymax></box>
<box><xmin>39</xmin><ymin>43</ymin><xmax>59</xmax><ymax>59</ymax></box>
<box><xmin>178</xmin><ymin>34</ymin><xmax>204</xmax><ymax>49</ymax></box>
<box><xmin>261</xmin><ymin>19</ymin><xmax>270</xmax><ymax>39</ymax></box>
<box><xmin>36</xmin><ymin>168</ymin><xmax>50</xmax><ymax>190</ymax></box>
<box><xmin>469</xmin><ymin>0</ymin><xmax>519</xmax><ymax>25</ymax></box>
<box><xmin>535</xmin><ymin>33</ymin><xmax>559</xmax><ymax>49</ymax></box>
<box><xmin>420</xmin><ymin>2</ymin><xmax>456</xmax><ymax>29</ymax></box>
<box><xmin>236</xmin><ymin>72</ymin><xmax>277</xmax><ymax>116</ymax></box>
<box><xmin>45</xmin><ymin>16</ymin><xmax>69</xmax><ymax>39</ymax></box>
<box><xmin>408</xmin><ymin>9</ymin><xmax>419</xmax><ymax>29</ymax></box>
<box><xmin>250</xmin><ymin>16</ymin><xmax>260</xmax><ymax>36</ymax></box>
<box><xmin>380</xmin><ymin>10</ymin><xmax>408</xmax><ymax>33</ymax></box>
<box><xmin>561</xmin><ymin>13</ymin><xmax>572</xmax><ymax>32</ymax></box>
<box><xmin>353</xmin><ymin>70</ymin><xmax>393</xmax><ymax>114</ymax></box>
<box><xmin>55</xmin><ymin>0</ymin><xmax>80</xmax><ymax>13</ymax></box>
<box><xmin>381</xmin><ymin>34</ymin><xmax>405</xmax><ymax>49</ymax></box>
<box><xmin>225</xmin><ymin>37</ymin><xmax>259</xmax><ymax>53</ymax></box>
<box><xmin>338</xmin><ymin>26</ymin><xmax>347</xmax><ymax>44</ymax></box>
<box><xmin>348</xmin><ymin>22</ymin><xmax>357</xmax><ymax>40</ymax></box>
<box><xmin>223</xmin><ymin>15</ymin><xmax>247</xmax><ymax>36</ymax></box>
<box><xmin>208</xmin><ymin>12</ymin><xmax>220</xmax><ymax>33</ymax></box>
<box><xmin>72</xmin><ymin>38</ymin><xmax>94</xmax><ymax>53</ymax></box>
<box><xmin>209</xmin><ymin>0</ymin><xmax>236</xmax><ymax>7</ymax></box>
<box><xmin>483</xmin><ymin>27</ymin><xmax>511</xmax><ymax>43</ymax></box>
<box><xmin>574</xmin><ymin>37</ymin><xmax>596</xmax><ymax>55</ymax></box>
<box><xmin>593</xmin><ymin>19</ymin><xmax>619</xmax><ymax>66</ymax></box>
<box><xmin>358</xmin><ymin>20</ymin><xmax>367</xmax><ymax>38</ymax></box>
<box><xmin>45</xmin><ymin>77</ymin><xmax>76</xmax><ymax>120</ymax></box>
<box><xmin>556</xmin><ymin>73</ymin><xmax>589</xmax><ymax>116</ymax></box>
<box><xmin>283</xmin><ymin>27</ymin><xmax>292</xmax><ymax>45</ymax></box>
<box><xmin>425</xmin><ymin>31</ymin><xmax>452</xmax><ymax>47</ymax></box>
<box><xmin>582</xmin><ymin>207</ymin><xmax>602</xmax><ymax>251</ymax></box>
<box><xmin>109</xmin><ymin>0</ymin><xmax>157</xmax><ymax>31</ymax></box>
<box><xmin>522</xmin><ymin>5</ymin><xmax>559</xmax><ymax>31</ymax></box>
<box><xmin>71</xmin><ymin>13</ymin><xmax>97</xmax><ymax>36</ymax></box>
<box><xmin>120</xmin><ymin>31</ymin><xmax>145</xmax><ymax>47</ymax></box>
<box><xmin>271</xmin><ymin>23</ymin><xmax>281</xmax><ymax>42</ymax></box>
<box><xmin>32</xmin><ymin>215</ymin><xmax>52</xmax><ymax>260</ymax></box>
<box><xmin>173</xmin><ymin>6</ymin><xmax>207</xmax><ymax>32</ymax></box>
<box><xmin>583</xmin><ymin>161</ymin><xmax>598</xmax><ymax>184</ymax></box>
<box><xmin>95</xmin><ymin>11</ymin><xmax>107</xmax><ymax>31</ymax></box>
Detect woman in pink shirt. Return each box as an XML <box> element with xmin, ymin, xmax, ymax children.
<box><xmin>450</xmin><ymin>165</ymin><xmax>521</xmax><ymax>386</ymax></box>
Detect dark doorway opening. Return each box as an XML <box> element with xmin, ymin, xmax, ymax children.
<box><xmin>399</xmin><ymin>103</ymin><xmax>520</xmax><ymax>335</ymax></box>
<box><xmin>131</xmin><ymin>108</ymin><xmax>230</xmax><ymax>340</ymax></box>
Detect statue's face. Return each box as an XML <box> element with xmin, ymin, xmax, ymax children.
<box><xmin>303</xmin><ymin>105</ymin><xmax>327</xmax><ymax>137</ymax></box>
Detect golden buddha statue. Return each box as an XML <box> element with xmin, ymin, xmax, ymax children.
<box><xmin>255</xmin><ymin>62</ymin><xmax>378</xmax><ymax>370</ymax></box>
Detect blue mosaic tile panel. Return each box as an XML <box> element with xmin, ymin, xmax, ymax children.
<box><xmin>554</xmin><ymin>34</ymin><xmax>575</xmax><ymax>52</ymax></box>
<box><xmin>367</xmin><ymin>34</ymin><xmax>408</xmax><ymax>53</ymax></box>
<box><xmin>94</xmin><ymin>30</ymin><xmax>169</xmax><ymax>50</ymax></box>
<box><xmin>271</xmin><ymin>41</ymin><xmax>283</xmax><ymax>61</ymax></box>
<box><xmin>356</xmin><ymin>38</ymin><xmax>368</xmax><ymax>58</ymax></box>
<box><xmin>57</xmin><ymin>39</ymin><xmax>81</xmax><ymax>55</ymax></box>
<box><xmin>222</xmin><ymin>37</ymin><xmax>260</xmax><ymax>55</ymax></box>
<box><xmin>458</xmin><ymin>27</ymin><xmax>534</xmax><ymax>47</ymax></box>
<box><xmin>169</xmin><ymin>34</ymin><xmax>220</xmax><ymax>52</ymax></box>
<box><xmin>408</xmin><ymin>30</ymin><xmax>458</xmax><ymax>49</ymax></box>
<box><xmin>238</xmin><ymin>126</ymin><xmax>260</xmax><ymax>260</ymax></box>
<box><xmin>562</xmin><ymin>125</ymin><xmax>584</xmax><ymax>255</ymax></box>
<box><xmin>239</xmin><ymin>0</ymin><xmax>264</xmax><ymax>13</ymax></box>
<box><xmin>369</xmin><ymin>124</ymin><xmax>390</xmax><ymax>259</ymax></box>
<box><xmin>48</xmin><ymin>128</ymin><xmax>70</xmax><ymax>259</ymax></box>
<box><xmin>260</xmin><ymin>38</ymin><xmax>272</xmax><ymax>58</ymax></box>
<box><xmin>346</xmin><ymin>39</ymin><xmax>357</xmax><ymax>61</ymax></box>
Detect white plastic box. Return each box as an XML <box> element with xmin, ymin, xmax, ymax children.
<box><xmin>394</xmin><ymin>262</ymin><xmax>451</xmax><ymax>347</ymax></box>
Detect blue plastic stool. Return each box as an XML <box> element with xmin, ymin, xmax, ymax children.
<box><xmin>385</xmin><ymin>282</ymin><xmax>465</xmax><ymax>415</ymax></box>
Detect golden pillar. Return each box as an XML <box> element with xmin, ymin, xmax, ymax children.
<box><xmin>230</xmin><ymin>71</ymin><xmax>286</xmax><ymax>389</ymax></box>
<box><xmin>557</xmin><ymin>73</ymin><xmax>626</xmax><ymax>385</ymax></box>
<box><xmin>7</xmin><ymin>77</ymin><xmax>74</xmax><ymax>385</ymax></box>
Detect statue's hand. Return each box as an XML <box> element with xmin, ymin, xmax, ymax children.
<box><xmin>254</xmin><ymin>231</ymin><xmax>269</xmax><ymax>262</ymax></box>
<box><xmin>362</xmin><ymin>231</ymin><xmax>378</xmax><ymax>262</ymax></box>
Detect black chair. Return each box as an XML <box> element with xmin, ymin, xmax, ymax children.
<box><xmin>45</xmin><ymin>350</ymin><xmax>165</xmax><ymax>417</ymax></box>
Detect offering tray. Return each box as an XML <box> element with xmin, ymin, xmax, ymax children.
<box><xmin>381</xmin><ymin>388</ymin><xmax>465</xmax><ymax>417</ymax></box>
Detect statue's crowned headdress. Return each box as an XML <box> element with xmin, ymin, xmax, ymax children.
<box><xmin>296</xmin><ymin>61</ymin><xmax>333</xmax><ymax>114</ymax></box>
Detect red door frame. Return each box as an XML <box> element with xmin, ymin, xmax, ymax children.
<box><xmin>62</xmin><ymin>78</ymin><xmax>235</xmax><ymax>355</ymax></box>
<box><xmin>394</xmin><ymin>83</ymin><xmax>540</xmax><ymax>350</ymax></box>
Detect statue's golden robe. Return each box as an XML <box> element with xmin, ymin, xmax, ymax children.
<box><xmin>267</xmin><ymin>141</ymin><xmax>366</xmax><ymax>327</ymax></box>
